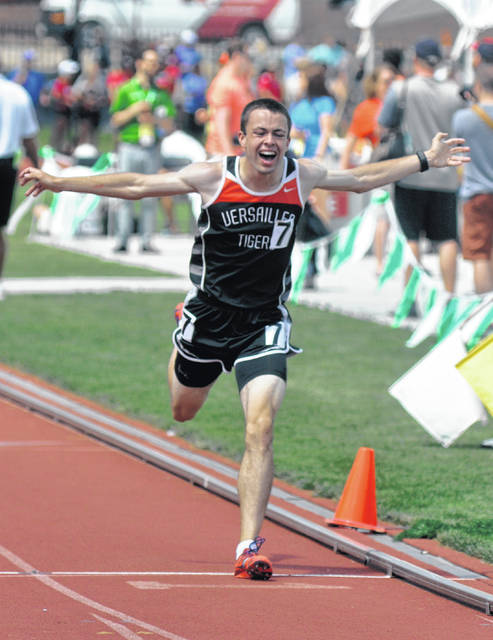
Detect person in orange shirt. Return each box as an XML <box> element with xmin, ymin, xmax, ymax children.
<box><xmin>205</xmin><ymin>41</ymin><xmax>254</xmax><ymax>157</ymax></box>
<box><xmin>340</xmin><ymin>65</ymin><xmax>396</xmax><ymax>169</ymax></box>
<box><xmin>340</xmin><ymin>64</ymin><xmax>396</xmax><ymax>274</ymax></box>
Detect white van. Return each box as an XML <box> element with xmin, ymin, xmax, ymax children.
<box><xmin>38</xmin><ymin>0</ymin><xmax>300</xmax><ymax>47</ymax></box>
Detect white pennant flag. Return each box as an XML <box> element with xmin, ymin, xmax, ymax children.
<box><xmin>406</xmin><ymin>291</ymin><xmax>451</xmax><ymax>348</ymax></box>
<box><xmin>347</xmin><ymin>205</ymin><xmax>377</xmax><ymax>263</ymax></box>
<box><xmin>389</xmin><ymin>330</ymin><xmax>488</xmax><ymax>447</ymax></box>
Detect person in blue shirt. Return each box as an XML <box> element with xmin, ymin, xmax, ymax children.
<box><xmin>180</xmin><ymin>63</ymin><xmax>207</xmax><ymax>140</ymax></box>
<box><xmin>290</xmin><ymin>65</ymin><xmax>337</xmax><ymax>288</ymax></box>
<box><xmin>175</xmin><ymin>30</ymin><xmax>202</xmax><ymax>71</ymax></box>
<box><xmin>281</xmin><ymin>42</ymin><xmax>306</xmax><ymax>104</ymax></box>
<box><xmin>290</xmin><ymin>67</ymin><xmax>337</xmax><ymax>160</ymax></box>
<box><xmin>8</xmin><ymin>50</ymin><xmax>45</xmax><ymax>107</ymax></box>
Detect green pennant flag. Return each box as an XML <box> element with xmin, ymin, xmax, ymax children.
<box><xmin>424</xmin><ymin>287</ymin><xmax>437</xmax><ymax>315</ymax></box>
<box><xmin>392</xmin><ymin>266</ymin><xmax>421</xmax><ymax>327</ymax></box>
<box><xmin>378</xmin><ymin>233</ymin><xmax>405</xmax><ymax>288</ymax></box>
<box><xmin>71</xmin><ymin>153</ymin><xmax>115</xmax><ymax>233</ymax></box>
<box><xmin>370</xmin><ymin>189</ymin><xmax>390</xmax><ymax>205</ymax></box>
<box><xmin>49</xmin><ymin>192</ymin><xmax>60</xmax><ymax>214</ymax></box>
<box><xmin>329</xmin><ymin>232</ymin><xmax>340</xmax><ymax>270</ymax></box>
<box><xmin>330</xmin><ymin>215</ymin><xmax>362</xmax><ymax>272</ymax></box>
<box><xmin>291</xmin><ymin>246</ymin><xmax>314</xmax><ymax>304</ymax></box>
<box><xmin>91</xmin><ymin>152</ymin><xmax>112</xmax><ymax>173</ymax></box>
<box><xmin>39</xmin><ymin>145</ymin><xmax>56</xmax><ymax>159</ymax></box>
<box><xmin>444</xmin><ymin>298</ymin><xmax>482</xmax><ymax>340</ymax></box>
<box><xmin>437</xmin><ymin>297</ymin><xmax>459</xmax><ymax>341</ymax></box>
<box><xmin>467</xmin><ymin>305</ymin><xmax>493</xmax><ymax>350</ymax></box>
<box><xmin>434</xmin><ymin>297</ymin><xmax>483</xmax><ymax>345</ymax></box>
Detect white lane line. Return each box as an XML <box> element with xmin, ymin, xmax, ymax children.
<box><xmin>0</xmin><ymin>570</ymin><xmax>389</xmax><ymax>578</ymax></box>
<box><xmin>129</xmin><ymin>581</ymin><xmax>351</xmax><ymax>590</ymax></box>
<box><xmin>0</xmin><ymin>544</ymin><xmax>190</xmax><ymax>640</ymax></box>
<box><xmin>93</xmin><ymin>614</ymin><xmax>145</xmax><ymax>639</ymax></box>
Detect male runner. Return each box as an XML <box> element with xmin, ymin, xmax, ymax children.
<box><xmin>19</xmin><ymin>98</ymin><xmax>469</xmax><ymax>580</ymax></box>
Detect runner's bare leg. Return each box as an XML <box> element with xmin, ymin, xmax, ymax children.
<box><xmin>168</xmin><ymin>348</ymin><xmax>215</xmax><ymax>422</ymax></box>
<box><xmin>238</xmin><ymin>374</ymin><xmax>286</xmax><ymax>540</ymax></box>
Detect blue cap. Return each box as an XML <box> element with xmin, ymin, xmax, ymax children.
<box><xmin>476</xmin><ymin>38</ymin><xmax>493</xmax><ymax>63</ymax></box>
<box><xmin>415</xmin><ymin>38</ymin><xmax>442</xmax><ymax>67</ymax></box>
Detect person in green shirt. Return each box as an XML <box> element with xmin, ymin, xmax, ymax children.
<box><xmin>110</xmin><ymin>48</ymin><xmax>175</xmax><ymax>252</ymax></box>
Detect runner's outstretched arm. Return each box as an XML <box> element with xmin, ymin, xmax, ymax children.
<box><xmin>18</xmin><ymin>160</ymin><xmax>221</xmax><ymax>201</ymax></box>
<box><xmin>299</xmin><ymin>132</ymin><xmax>470</xmax><ymax>199</ymax></box>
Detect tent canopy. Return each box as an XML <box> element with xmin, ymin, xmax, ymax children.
<box><xmin>349</xmin><ymin>0</ymin><xmax>493</xmax><ymax>59</ymax></box>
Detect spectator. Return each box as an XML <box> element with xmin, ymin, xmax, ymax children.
<box><xmin>290</xmin><ymin>66</ymin><xmax>337</xmax><ymax>288</ymax></box>
<box><xmin>452</xmin><ymin>45</ymin><xmax>493</xmax><ymax>293</ymax></box>
<box><xmin>382</xmin><ymin>47</ymin><xmax>405</xmax><ymax>80</ymax></box>
<box><xmin>340</xmin><ymin>65</ymin><xmax>396</xmax><ymax>275</ymax></box>
<box><xmin>110</xmin><ymin>48</ymin><xmax>176</xmax><ymax>253</ymax></box>
<box><xmin>473</xmin><ymin>37</ymin><xmax>493</xmax><ymax>69</ymax></box>
<box><xmin>340</xmin><ymin>66</ymin><xmax>395</xmax><ymax>169</ymax></box>
<box><xmin>256</xmin><ymin>68</ymin><xmax>282</xmax><ymax>102</ymax></box>
<box><xmin>0</xmin><ymin>65</ymin><xmax>39</xmax><ymax>300</ymax></box>
<box><xmin>179</xmin><ymin>63</ymin><xmax>207</xmax><ymax>140</ymax></box>
<box><xmin>307</xmin><ymin>38</ymin><xmax>348</xmax><ymax>70</ymax></box>
<box><xmin>72</xmin><ymin>52</ymin><xmax>109</xmax><ymax>146</ymax></box>
<box><xmin>290</xmin><ymin>66</ymin><xmax>336</xmax><ymax>221</ymax></box>
<box><xmin>40</xmin><ymin>59</ymin><xmax>80</xmax><ymax>154</ymax></box>
<box><xmin>106</xmin><ymin>52</ymin><xmax>134</xmax><ymax>103</ymax></box>
<box><xmin>157</xmin><ymin>47</ymin><xmax>206</xmax><ymax>232</ymax></box>
<box><xmin>378</xmin><ymin>38</ymin><xmax>466</xmax><ymax>297</ymax></box>
<box><xmin>281</xmin><ymin>42</ymin><xmax>306</xmax><ymax>104</ymax></box>
<box><xmin>205</xmin><ymin>41</ymin><xmax>254</xmax><ymax>157</ymax></box>
<box><xmin>7</xmin><ymin>50</ymin><xmax>45</xmax><ymax>107</ymax></box>
<box><xmin>175</xmin><ymin>29</ymin><xmax>202</xmax><ymax>71</ymax></box>
<box><xmin>87</xmin><ymin>25</ymin><xmax>111</xmax><ymax>71</ymax></box>
<box><xmin>155</xmin><ymin>49</ymin><xmax>181</xmax><ymax>97</ymax></box>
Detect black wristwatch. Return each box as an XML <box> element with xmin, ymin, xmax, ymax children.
<box><xmin>416</xmin><ymin>150</ymin><xmax>429</xmax><ymax>172</ymax></box>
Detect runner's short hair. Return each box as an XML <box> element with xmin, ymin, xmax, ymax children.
<box><xmin>240</xmin><ymin>98</ymin><xmax>291</xmax><ymax>135</ymax></box>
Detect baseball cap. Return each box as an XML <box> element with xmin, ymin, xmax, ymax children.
<box><xmin>57</xmin><ymin>59</ymin><xmax>80</xmax><ymax>76</ymax></box>
<box><xmin>415</xmin><ymin>38</ymin><xmax>442</xmax><ymax>67</ymax></box>
<box><xmin>181</xmin><ymin>29</ymin><xmax>198</xmax><ymax>46</ymax></box>
<box><xmin>475</xmin><ymin>37</ymin><xmax>493</xmax><ymax>63</ymax></box>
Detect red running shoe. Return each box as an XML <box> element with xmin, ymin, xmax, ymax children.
<box><xmin>174</xmin><ymin>302</ymin><xmax>184</xmax><ymax>325</ymax></box>
<box><xmin>234</xmin><ymin>537</ymin><xmax>272</xmax><ymax>580</ymax></box>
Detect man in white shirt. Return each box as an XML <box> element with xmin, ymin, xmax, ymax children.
<box><xmin>0</xmin><ymin>69</ymin><xmax>39</xmax><ymax>298</ymax></box>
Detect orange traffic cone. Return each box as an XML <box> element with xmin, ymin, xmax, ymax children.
<box><xmin>326</xmin><ymin>447</ymin><xmax>385</xmax><ymax>533</ymax></box>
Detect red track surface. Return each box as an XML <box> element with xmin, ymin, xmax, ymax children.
<box><xmin>2</xmin><ymin>388</ymin><xmax>493</xmax><ymax>639</ymax></box>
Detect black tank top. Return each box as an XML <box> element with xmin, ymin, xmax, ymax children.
<box><xmin>189</xmin><ymin>155</ymin><xmax>304</xmax><ymax>308</ymax></box>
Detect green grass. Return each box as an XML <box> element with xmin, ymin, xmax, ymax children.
<box><xmin>1</xmin><ymin>283</ymin><xmax>492</xmax><ymax>562</ymax></box>
<box><xmin>5</xmin><ymin>231</ymin><xmax>170</xmax><ymax>278</ymax></box>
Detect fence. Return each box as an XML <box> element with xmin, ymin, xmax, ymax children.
<box><xmin>0</xmin><ymin>21</ymin><xmax>284</xmax><ymax>78</ymax></box>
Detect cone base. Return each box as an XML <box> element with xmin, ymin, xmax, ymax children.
<box><xmin>325</xmin><ymin>517</ymin><xmax>386</xmax><ymax>534</ymax></box>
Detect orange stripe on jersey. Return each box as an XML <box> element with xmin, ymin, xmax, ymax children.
<box><xmin>216</xmin><ymin>176</ymin><xmax>302</xmax><ymax>206</ymax></box>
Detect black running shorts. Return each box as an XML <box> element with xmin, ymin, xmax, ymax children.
<box><xmin>394</xmin><ymin>184</ymin><xmax>458</xmax><ymax>242</ymax></box>
<box><xmin>173</xmin><ymin>290</ymin><xmax>302</xmax><ymax>391</ymax></box>
<box><xmin>0</xmin><ymin>158</ymin><xmax>16</xmax><ymax>228</ymax></box>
